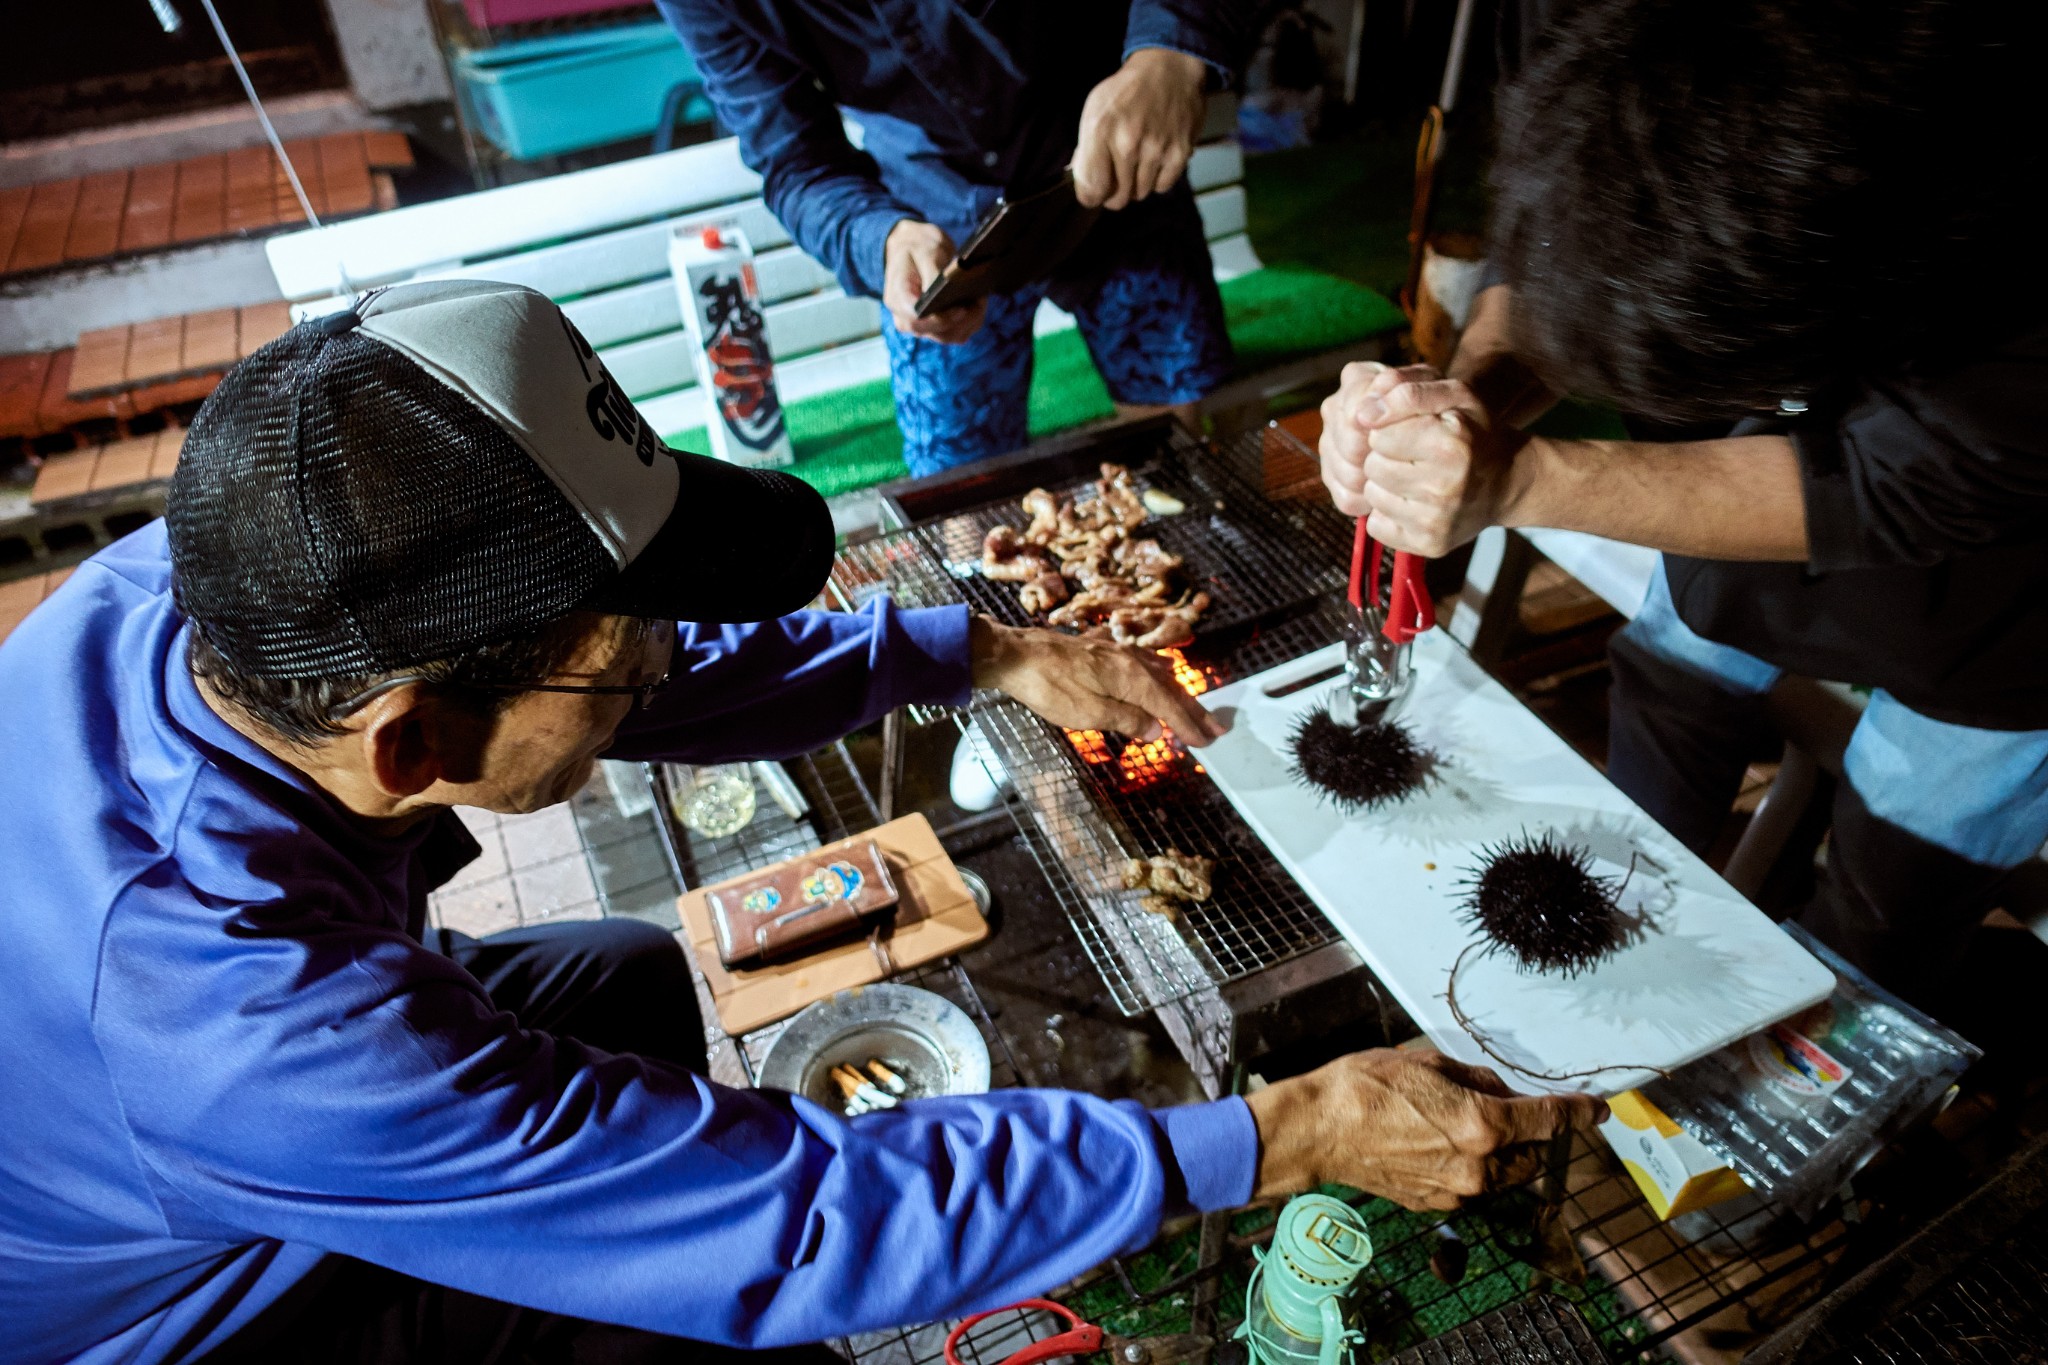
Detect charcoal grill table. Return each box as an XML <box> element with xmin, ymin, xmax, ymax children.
<box><xmin>856</xmin><ymin>419</ymin><xmax>1387</xmax><ymax>1094</ymax></box>
<box><xmin>818</xmin><ymin>418</ymin><xmax>1867</xmax><ymax>1361</ymax></box>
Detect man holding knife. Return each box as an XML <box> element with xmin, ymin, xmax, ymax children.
<box><xmin>655</xmin><ymin>0</ymin><xmax>1254</xmax><ymax>476</ymax></box>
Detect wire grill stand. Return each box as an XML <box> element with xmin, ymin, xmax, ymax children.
<box><xmin>836</xmin><ymin>428</ymin><xmax>1361</xmax><ymax>1018</ymax></box>
<box><xmin>835</xmin><ymin>1130</ymin><xmax>1854</xmax><ymax>1365</ymax></box>
<box><xmin>1383</xmin><ymin>1295</ymin><xmax>1612</xmax><ymax>1364</ymax></box>
<box><xmin>1554</xmin><ymin>1139</ymin><xmax>1852</xmax><ymax>1357</ymax></box>
<box><xmin>825</xmin><ymin>425</ymin><xmax>1858</xmax><ymax>1361</ymax></box>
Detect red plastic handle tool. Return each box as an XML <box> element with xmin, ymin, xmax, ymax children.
<box><xmin>1352</xmin><ymin>516</ymin><xmax>1435</xmax><ymax>645</ymax></box>
<box><xmin>1384</xmin><ymin>548</ymin><xmax>1434</xmax><ymax>644</ymax></box>
<box><xmin>945</xmin><ymin>1300</ymin><xmax>1101</xmax><ymax>1365</ymax></box>
<box><xmin>1348</xmin><ymin>515</ymin><xmax>1370</xmax><ymax>611</ymax></box>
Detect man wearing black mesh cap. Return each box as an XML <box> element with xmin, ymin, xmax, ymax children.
<box><xmin>0</xmin><ymin>280</ymin><xmax>1598</xmax><ymax>1365</ymax></box>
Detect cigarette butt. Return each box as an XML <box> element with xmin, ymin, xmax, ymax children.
<box><xmin>844</xmin><ymin>1097</ymin><xmax>870</xmax><ymax>1116</ymax></box>
<box><xmin>829</xmin><ymin>1065</ymin><xmax>867</xmax><ymax>1100</ymax></box>
<box><xmin>855</xmin><ymin>1081</ymin><xmax>898</xmax><ymax>1109</ymax></box>
<box><xmin>752</xmin><ymin>760</ymin><xmax>810</xmax><ymax>820</ymax></box>
<box><xmin>866</xmin><ymin>1059</ymin><xmax>908</xmax><ymax>1095</ymax></box>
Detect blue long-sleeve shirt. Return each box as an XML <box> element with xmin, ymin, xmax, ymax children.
<box><xmin>0</xmin><ymin>522</ymin><xmax>1256</xmax><ymax>1365</ymax></box>
<box><xmin>653</xmin><ymin>0</ymin><xmax>1260</xmax><ymax>298</ymax></box>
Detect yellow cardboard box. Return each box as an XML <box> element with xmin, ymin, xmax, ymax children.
<box><xmin>1599</xmin><ymin>1090</ymin><xmax>1751</xmax><ymax>1220</ymax></box>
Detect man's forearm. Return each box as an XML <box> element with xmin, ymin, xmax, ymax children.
<box><xmin>1508</xmin><ymin>434</ymin><xmax>1810</xmax><ymax>560</ymax></box>
<box><xmin>1448</xmin><ymin>285</ymin><xmax>1556</xmax><ymax>430</ymax></box>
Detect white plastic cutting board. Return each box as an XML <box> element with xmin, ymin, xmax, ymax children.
<box><xmin>1199</xmin><ymin>639</ymin><xmax>1834</xmax><ymax>1095</ymax></box>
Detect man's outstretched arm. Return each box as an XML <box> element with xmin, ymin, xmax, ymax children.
<box><xmin>608</xmin><ymin>604</ymin><xmax>1226</xmax><ymax>765</ymax></box>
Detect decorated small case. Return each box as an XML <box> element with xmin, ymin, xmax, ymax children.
<box><xmin>708</xmin><ymin>840</ymin><xmax>900</xmax><ymax>970</ymax></box>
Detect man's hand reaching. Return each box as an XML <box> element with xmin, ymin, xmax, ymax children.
<box><xmin>969</xmin><ymin>617</ymin><xmax>1226</xmax><ymax>747</ymax></box>
<box><xmin>1246</xmin><ymin>1050</ymin><xmax>1607</xmax><ymax>1211</ymax></box>
<box><xmin>883</xmin><ymin>220</ymin><xmax>986</xmax><ymax>344</ymax></box>
<box><xmin>1073</xmin><ymin>48</ymin><xmax>1208</xmax><ymax>211</ymax></box>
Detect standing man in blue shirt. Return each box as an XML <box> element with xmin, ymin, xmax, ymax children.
<box><xmin>654</xmin><ymin>1</ymin><xmax>1254</xmax><ymax>477</ymax></box>
<box><xmin>0</xmin><ymin>281</ymin><xmax>1598</xmax><ymax>1365</ymax></box>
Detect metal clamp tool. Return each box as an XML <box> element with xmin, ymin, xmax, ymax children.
<box><xmin>1336</xmin><ymin>516</ymin><xmax>1433</xmax><ymax>726</ymax></box>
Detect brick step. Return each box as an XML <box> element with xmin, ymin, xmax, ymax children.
<box><xmin>0</xmin><ymin>565</ymin><xmax>78</xmax><ymax>647</ymax></box>
<box><xmin>67</xmin><ymin>301</ymin><xmax>292</xmax><ymax>400</ymax></box>
<box><xmin>0</xmin><ymin>346</ymin><xmax>226</xmax><ymax>443</ymax></box>
<box><xmin>0</xmin><ymin>427</ymin><xmax>184</xmax><ymax>583</ymax></box>
<box><xmin>0</xmin><ymin>130</ymin><xmax>411</xmax><ymax>280</ymax></box>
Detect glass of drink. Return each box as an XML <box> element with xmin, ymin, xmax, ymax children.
<box><xmin>667</xmin><ymin>764</ymin><xmax>758</xmax><ymax>839</ymax></box>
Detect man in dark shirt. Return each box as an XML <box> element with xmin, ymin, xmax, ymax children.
<box><xmin>1316</xmin><ymin>0</ymin><xmax>2047</xmax><ymax>1006</ymax></box>
<box><xmin>654</xmin><ymin>1</ymin><xmax>1258</xmax><ymax>476</ymax></box>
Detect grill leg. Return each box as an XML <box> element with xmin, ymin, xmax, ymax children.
<box><xmin>1188</xmin><ymin>1060</ymin><xmax>1245</xmax><ymax>1359</ymax></box>
<box><xmin>879</xmin><ymin>707</ymin><xmax>906</xmax><ymax>823</ymax></box>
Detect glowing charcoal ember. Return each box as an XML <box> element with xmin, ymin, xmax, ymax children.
<box><xmin>1063</xmin><ymin>647</ymin><xmax>1215</xmax><ymax>793</ymax></box>
<box><xmin>1157</xmin><ymin>646</ymin><xmax>1212</xmax><ymax>697</ymax></box>
<box><xmin>1065</xmin><ymin>729</ymin><xmax>1116</xmax><ymax>764</ymax></box>
<box><xmin>1117</xmin><ymin>731</ymin><xmax>1183</xmax><ymax>787</ymax></box>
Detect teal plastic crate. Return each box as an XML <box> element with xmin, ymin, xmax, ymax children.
<box><xmin>452</xmin><ymin>21</ymin><xmax>712</xmax><ymax>161</ymax></box>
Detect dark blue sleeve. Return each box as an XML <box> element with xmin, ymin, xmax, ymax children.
<box><xmin>1123</xmin><ymin>0</ymin><xmax>1266</xmax><ymax>88</ymax></box>
<box><xmin>1795</xmin><ymin>326</ymin><xmax>2048</xmax><ymax>572</ymax></box>
<box><xmin>654</xmin><ymin>0</ymin><xmax>914</xmax><ymax>298</ymax></box>
<box><xmin>605</xmin><ymin>602</ymin><xmax>974</xmax><ymax>764</ymax></box>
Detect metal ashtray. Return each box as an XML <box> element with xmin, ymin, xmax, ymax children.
<box><xmin>758</xmin><ymin>983</ymin><xmax>992</xmax><ymax>1109</ymax></box>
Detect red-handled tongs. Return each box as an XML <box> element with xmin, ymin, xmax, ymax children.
<box><xmin>1340</xmin><ymin>515</ymin><xmax>1433</xmax><ymax>724</ymax></box>
<box><xmin>944</xmin><ymin>1299</ymin><xmax>1212</xmax><ymax>1365</ymax></box>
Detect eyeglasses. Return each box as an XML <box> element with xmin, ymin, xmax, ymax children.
<box><xmin>326</xmin><ymin>621</ymin><xmax>675</xmax><ymax>720</ymax></box>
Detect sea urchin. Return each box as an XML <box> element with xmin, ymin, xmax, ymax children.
<box><xmin>1288</xmin><ymin>703</ymin><xmax>1431</xmax><ymax>810</ymax></box>
<box><xmin>1458</xmin><ymin>833</ymin><xmax>1638</xmax><ymax>976</ymax></box>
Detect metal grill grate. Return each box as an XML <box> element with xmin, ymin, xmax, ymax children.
<box><xmin>828</xmin><ymin>530</ymin><xmax>965</xmax><ymax>617</ymax></box>
<box><xmin>974</xmin><ymin>580</ymin><xmax>1358</xmax><ymax>1015</ymax></box>
<box><xmin>858</xmin><ymin>425</ymin><xmax>1363</xmax><ymax>1015</ymax></box>
<box><xmin>830</xmin><ymin>1129</ymin><xmax>1864</xmax><ymax>1365</ymax></box>
<box><xmin>1831</xmin><ymin>1211</ymin><xmax>2048</xmax><ymax>1364</ymax></box>
<box><xmin>906</xmin><ymin>426</ymin><xmax>1349</xmax><ymax>640</ymax></box>
<box><xmin>1556</xmin><ymin>1137</ymin><xmax>1850</xmax><ymax>1357</ymax></box>
<box><xmin>1385</xmin><ymin>1296</ymin><xmax>1612</xmax><ymax>1364</ymax></box>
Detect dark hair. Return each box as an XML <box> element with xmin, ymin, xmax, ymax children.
<box><xmin>1487</xmin><ymin>0</ymin><xmax>2040</xmax><ymax>422</ymax></box>
<box><xmin>186</xmin><ymin>614</ymin><xmax>594</xmax><ymax>749</ymax></box>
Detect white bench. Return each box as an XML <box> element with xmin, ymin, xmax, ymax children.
<box><xmin>266</xmin><ymin>118</ymin><xmax>1264</xmax><ymax>446</ymax></box>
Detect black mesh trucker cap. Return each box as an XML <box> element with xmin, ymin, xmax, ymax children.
<box><xmin>167</xmin><ymin>280</ymin><xmax>835</xmax><ymax>678</ymax></box>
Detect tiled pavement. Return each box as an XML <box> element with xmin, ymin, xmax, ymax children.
<box><xmin>427</xmin><ymin>761</ymin><xmax>683</xmax><ymax>937</ymax></box>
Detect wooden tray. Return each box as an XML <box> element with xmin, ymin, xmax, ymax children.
<box><xmin>676</xmin><ymin>813</ymin><xmax>989</xmax><ymax>1036</ymax></box>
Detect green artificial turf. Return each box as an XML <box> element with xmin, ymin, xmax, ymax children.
<box><xmin>662</xmin><ymin>265</ymin><xmax>1405</xmax><ymax>499</ymax></box>
<box><xmin>1238</xmin><ymin>119</ymin><xmax>1493</xmax><ymax>298</ymax></box>
<box><xmin>655</xmin><ymin>118</ymin><xmax>1513</xmax><ymax>498</ymax></box>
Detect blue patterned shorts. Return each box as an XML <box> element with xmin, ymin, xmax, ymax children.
<box><xmin>882</xmin><ymin>183</ymin><xmax>1234</xmax><ymax>477</ymax></box>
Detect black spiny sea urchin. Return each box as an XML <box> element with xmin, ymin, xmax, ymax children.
<box><xmin>1288</xmin><ymin>703</ymin><xmax>1431</xmax><ymax>810</ymax></box>
<box><xmin>1458</xmin><ymin>833</ymin><xmax>1638</xmax><ymax>976</ymax></box>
